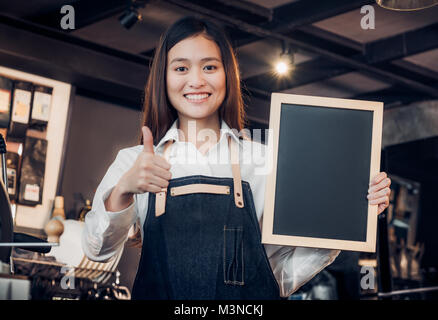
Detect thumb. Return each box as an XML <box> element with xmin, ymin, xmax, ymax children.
<box><xmin>142</xmin><ymin>126</ymin><xmax>154</xmax><ymax>154</ymax></box>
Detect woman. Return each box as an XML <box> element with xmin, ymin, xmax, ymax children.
<box><xmin>82</xmin><ymin>17</ymin><xmax>391</xmax><ymax>299</ymax></box>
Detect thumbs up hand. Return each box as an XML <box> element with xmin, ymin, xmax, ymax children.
<box><xmin>117</xmin><ymin>126</ymin><xmax>172</xmax><ymax>196</ymax></box>
<box><xmin>142</xmin><ymin>126</ymin><xmax>155</xmax><ymax>154</ymax></box>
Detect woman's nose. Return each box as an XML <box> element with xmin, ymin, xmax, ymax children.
<box><xmin>188</xmin><ymin>69</ymin><xmax>206</xmax><ymax>88</ymax></box>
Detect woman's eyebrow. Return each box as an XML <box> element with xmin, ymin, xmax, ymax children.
<box><xmin>169</xmin><ymin>58</ymin><xmax>188</xmax><ymax>64</ymax></box>
<box><xmin>169</xmin><ymin>57</ymin><xmax>221</xmax><ymax>64</ymax></box>
<box><xmin>200</xmin><ymin>57</ymin><xmax>221</xmax><ymax>63</ymax></box>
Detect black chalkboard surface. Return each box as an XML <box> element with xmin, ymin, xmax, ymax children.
<box><xmin>262</xmin><ymin>93</ymin><xmax>383</xmax><ymax>252</ymax></box>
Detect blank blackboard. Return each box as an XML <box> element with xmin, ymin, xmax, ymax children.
<box><xmin>262</xmin><ymin>93</ymin><xmax>383</xmax><ymax>252</ymax></box>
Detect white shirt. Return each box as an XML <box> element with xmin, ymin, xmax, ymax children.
<box><xmin>82</xmin><ymin>119</ymin><xmax>340</xmax><ymax>297</ymax></box>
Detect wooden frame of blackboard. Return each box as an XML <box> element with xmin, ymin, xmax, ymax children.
<box><xmin>262</xmin><ymin>93</ymin><xmax>383</xmax><ymax>252</ymax></box>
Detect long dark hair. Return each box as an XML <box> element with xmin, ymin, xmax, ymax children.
<box><xmin>140</xmin><ymin>16</ymin><xmax>246</xmax><ymax>145</ymax></box>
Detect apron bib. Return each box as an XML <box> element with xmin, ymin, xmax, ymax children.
<box><xmin>131</xmin><ymin>137</ymin><xmax>281</xmax><ymax>300</ymax></box>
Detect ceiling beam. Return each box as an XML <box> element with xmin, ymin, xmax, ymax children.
<box><xmin>351</xmin><ymin>86</ymin><xmax>432</xmax><ymax>109</ymax></box>
<box><xmin>243</xmin><ymin>21</ymin><xmax>438</xmax><ymax>97</ymax></box>
<box><xmin>290</xmin><ymin>24</ymin><xmax>438</xmax><ymax>89</ymax></box>
<box><xmin>296</xmin><ymin>25</ymin><xmax>363</xmax><ymax>52</ymax></box>
<box><xmin>364</xmin><ymin>23</ymin><xmax>438</xmax><ymax>64</ymax></box>
<box><xmin>244</xmin><ymin>58</ymin><xmax>352</xmax><ymax>93</ymax></box>
<box><xmin>269</xmin><ymin>0</ymin><xmax>373</xmax><ymax>32</ymax></box>
<box><xmin>165</xmin><ymin>0</ymin><xmax>438</xmax><ymax>98</ymax></box>
<box><xmin>177</xmin><ymin>0</ymin><xmax>272</xmax><ymax>25</ymax></box>
<box><xmin>26</xmin><ymin>0</ymin><xmax>127</xmax><ymax>31</ymax></box>
<box><xmin>0</xmin><ymin>14</ymin><xmax>149</xmax><ymax>107</ymax></box>
<box><xmin>215</xmin><ymin>0</ymin><xmax>272</xmax><ymax>21</ymax></box>
<box><xmin>228</xmin><ymin>0</ymin><xmax>372</xmax><ymax>48</ymax></box>
<box><xmin>241</xmin><ymin>22</ymin><xmax>438</xmax><ymax>101</ymax></box>
<box><xmin>391</xmin><ymin>60</ymin><xmax>438</xmax><ymax>82</ymax></box>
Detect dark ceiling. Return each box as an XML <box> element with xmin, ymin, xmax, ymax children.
<box><xmin>0</xmin><ymin>0</ymin><xmax>437</xmax><ymax>125</ymax></box>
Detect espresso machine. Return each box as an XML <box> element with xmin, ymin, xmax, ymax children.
<box><xmin>1</xmin><ymin>133</ymin><xmax>130</xmax><ymax>300</ymax></box>
<box><xmin>0</xmin><ymin>133</ymin><xmax>56</xmax><ymax>299</ymax></box>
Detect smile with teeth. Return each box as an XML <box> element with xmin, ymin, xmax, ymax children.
<box><xmin>184</xmin><ymin>93</ymin><xmax>211</xmax><ymax>102</ymax></box>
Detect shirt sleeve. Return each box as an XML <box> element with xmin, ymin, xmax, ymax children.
<box><xmin>265</xmin><ymin>243</ymin><xmax>340</xmax><ymax>297</ymax></box>
<box><xmin>82</xmin><ymin>149</ymin><xmax>139</xmax><ymax>262</ymax></box>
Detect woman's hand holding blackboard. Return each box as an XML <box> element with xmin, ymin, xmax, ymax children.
<box><xmin>367</xmin><ymin>172</ymin><xmax>391</xmax><ymax>215</ymax></box>
<box><xmin>104</xmin><ymin>126</ymin><xmax>172</xmax><ymax>212</ymax></box>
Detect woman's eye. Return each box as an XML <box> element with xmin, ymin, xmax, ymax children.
<box><xmin>204</xmin><ymin>65</ymin><xmax>217</xmax><ymax>71</ymax></box>
<box><xmin>175</xmin><ymin>66</ymin><xmax>187</xmax><ymax>72</ymax></box>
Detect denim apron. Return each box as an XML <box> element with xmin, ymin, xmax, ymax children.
<box><xmin>131</xmin><ymin>136</ymin><xmax>281</xmax><ymax>300</ymax></box>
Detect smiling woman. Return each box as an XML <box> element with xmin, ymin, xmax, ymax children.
<box><xmin>166</xmin><ymin>34</ymin><xmax>226</xmax><ymax>144</ymax></box>
<box><xmin>82</xmin><ymin>16</ymin><xmax>391</xmax><ymax>300</ymax></box>
<box><xmin>140</xmin><ymin>17</ymin><xmax>245</xmax><ymax>147</ymax></box>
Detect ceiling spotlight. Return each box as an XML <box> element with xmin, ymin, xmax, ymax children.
<box><xmin>119</xmin><ymin>2</ymin><xmax>143</xmax><ymax>29</ymax></box>
<box><xmin>274</xmin><ymin>41</ymin><xmax>294</xmax><ymax>76</ymax></box>
<box><xmin>275</xmin><ymin>60</ymin><xmax>289</xmax><ymax>75</ymax></box>
<box><xmin>119</xmin><ymin>8</ymin><xmax>141</xmax><ymax>29</ymax></box>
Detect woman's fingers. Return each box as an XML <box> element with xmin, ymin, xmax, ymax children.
<box><xmin>145</xmin><ymin>184</ymin><xmax>162</xmax><ymax>193</ymax></box>
<box><xmin>370</xmin><ymin>172</ymin><xmax>387</xmax><ymax>186</ymax></box>
<box><xmin>369</xmin><ymin>177</ymin><xmax>391</xmax><ymax>193</ymax></box>
<box><xmin>379</xmin><ymin>202</ymin><xmax>389</xmax><ymax>211</ymax></box>
<box><xmin>151</xmin><ymin>165</ymin><xmax>172</xmax><ymax>181</ymax></box>
<box><xmin>367</xmin><ymin>187</ymin><xmax>391</xmax><ymax>200</ymax></box>
<box><xmin>377</xmin><ymin>197</ymin><xmax>390</xmax><ymax>215</ymax></box>
<box><xmin>119</xmin><ymin>148</ymin><xmax>172</xmax><ymax>196</ymax></box>
<box><xmin>140</xmin><ymin>165</ymin><xmax>171</xmax><ymax>193</ymax></box>
<box><xmin>369</xmin><ymin>195</ymin><xmax>389</xmax><ymax>205</ymax></box>
<box><xmin>368</xmin><ymin>171</ymin><xmax>392</xmax><ymax>214</ymax></box>
<box><xmin>148</xmin><ymin>174</ymin><xmax>170</xmax><ymax>189</ymax></box>
<box><xmin>153</xmin><ymin>155</ymin><xmax>171</xmax><ymax>170</ymax></box>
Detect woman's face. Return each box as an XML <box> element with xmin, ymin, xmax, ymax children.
<box><xmin>166</xmin><ymin>34</ymin><xmax>226</xmax><ymax>123</ymax></box>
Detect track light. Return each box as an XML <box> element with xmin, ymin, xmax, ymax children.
<box><xmin>119</xmin><ymin>8</ymin><xmax>141</xmax><ymax>29</ymax></box>
<box><xmin>275</xmin><ymin>60</ymin><xmax>289</xmax><ymax>75</ymax></box>
<box><xmin>119</xmin><ymin>1</ymin><xmax>143</xmax><ymax>29</ymax></box>
<box><xmin>274</xmin><ymin>41</ymin><xmax>294</xmax><ymax>76</ymax></box>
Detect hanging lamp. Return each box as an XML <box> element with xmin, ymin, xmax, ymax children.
<box><xmin>376</xmin><ymin>0</ymin><xmax>438</xmax><ymax>11</ymax></box>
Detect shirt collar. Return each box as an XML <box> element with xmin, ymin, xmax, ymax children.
<box><xmin>155</xmin><ymin>119</ymin><xmax>243</xmax><ymax>150</ymax></box>
<box><xmin>220</xmin><ymin>120</ymin><xmax>244</xmax><ymax>147</ymax></box>
<box><xmin>155</xmin><ymin>119</ymin><xmax>179</xmax><ymax>150</ymax></box>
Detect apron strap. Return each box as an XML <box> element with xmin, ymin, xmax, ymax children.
<box><xmin>155</xmin><ymin>140</ymin><xmax>174</xmax><ymax>217</ymax></box>
<box><xmin>228</xmin><ymin>136</ymin><xmax>244</xmax><ymax>209</ymax></box>
<box><xmin>155</xmin><ymin>135</ymin><xmax>244</xmax><ymax>217</ymax></box>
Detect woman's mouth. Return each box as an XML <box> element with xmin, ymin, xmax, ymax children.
<box><xmin>184</xmin><ymin>93</ymin><xmax>211</xmax><ymax>103</ymax></box>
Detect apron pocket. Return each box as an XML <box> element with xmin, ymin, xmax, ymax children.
<box><xmin>223</xmin><ymin>227</ymin><xmax>244</xmax><ymax>285</ymax></box>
